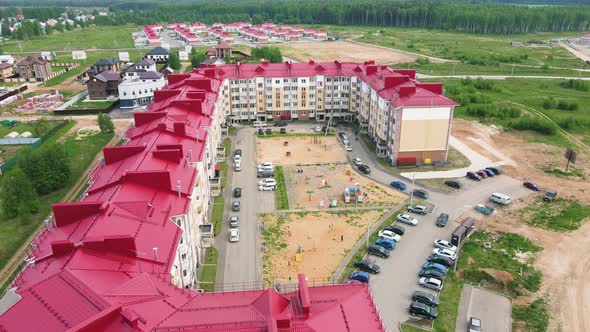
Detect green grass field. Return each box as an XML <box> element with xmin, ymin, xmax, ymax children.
<box><xmin>212</xmin><ymin>196</ymin><xmax>224</xmax><ymax>237</ymax></box>
<box><xmin>199</xmin><ymin>247</ymin><xmax>218</xmax><ymax>292</ymax></box>
<box><xmin>274</xmin><ymin>166</ymin><xmax>289</xmax><ymax>210</ymax></box>
<box><xmin>66</xmin><ymin>99</ymin><xmax>117</xmax><ymax>110</ymax></box>
<box><xmin>525</xmin><ymin>197</ymin><xmax>590</xmax><ymax>232</ymax></box>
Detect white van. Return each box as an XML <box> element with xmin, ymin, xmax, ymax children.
<box><xmin>253</xmin><ymin>121</ymin><xmax>267</xmax><ymax>128</ymax></box>
<box><xmin>490</xmin><ymin>192</ymin><xmax>511</xmax><ymax>205</ymax></box>
<box><xmin>234</xmin><ymin>160</ymin><xmax>242</xmax><ymax>172</ymax></box>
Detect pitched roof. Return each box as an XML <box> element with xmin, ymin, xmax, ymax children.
<box><xmin>134</xmin><ymin>58</ymin><xmax>155</xmax><ymax>67</ymax></box>
<box><xmin>16</xmin><ymin>56</ymin><xmax>47</xmax><ymax>66</ymax></box>
<box><xmin>94</xmin><ymin>70</ymin><xmax>120</xmax><ymax>82</ymax></box>
<box><xmin>95</xmin><ymin>58</ymin><xmax>119</xmax><ymax>66</ymax></box>
<box><xmin>0</xmin><ymin>63</ymin><xmax>12</xmax><ymax>70</ymax></box>
<box><xmin>147</xmin><ymin>46</ymin><xmax>170</xmax><ymax>55</ymax></box>
<box><xmin>139</xmin><ymin>71</ymin><xmax>163</xmax><ymax>80</ymax></box>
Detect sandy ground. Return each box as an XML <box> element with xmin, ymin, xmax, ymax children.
<box><xmin>262</xmin><ymin>209</ymin><xmax>386</xmax><ymax>284</ymax></box>
<box><xmin>256</xmin><ymin>135</ymin><xmax>346</xmax><ymax>165</ymax></box>
<box><xmin>59</xmin><ymin>117</ymin><xmax>131</xmax><ymax>141</ymax></box>
<box><xmin>285</xmin><ymin>164</ymin><xmax>406</xmax><ymax>209</ymax></box>
<box><xmin>452</xmin><ymin>118</ymin><xmax>590</xmax><ymax>331</ymax></box>
<box><xmin>277</xmin><ymin>40</ymin><xmax>419</xmax><ymax>64</ymax></box>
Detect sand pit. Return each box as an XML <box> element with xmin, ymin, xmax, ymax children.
<box><xmin>285</xmin><ymin>164</ymin><xmax>406</xmax><ymax>209</ymax></box>
<box><xmin>261</xmin><ymin>209</ymin><xmax>387</xmax><ymax>285</ymax></box>
<box><xmin>277</xmin><ymin>41</ymin><xmax>419</xmax><ymax>64</ymax></box>
<box><xmin>256</xmin><ymin>135</ymin><xmax>346</xmax><ymax>165</ymax></box>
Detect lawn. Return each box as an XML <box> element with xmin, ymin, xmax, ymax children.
<box><xmin>400</xmin><ymin>323</ymin><xmax>432</xmax><ymax>332</ymax></box>
<box><xmin>44</xmin><ymin>65</ymin><xmax>88</xmax><ymax>87</ymax></box>
<box><xmin>0</xmin><ymin>25</ymin><xmax>141</xmax><ymax>53</ymax></box>
<box><xmin>219</xmin><ymin>138</ymin><xmax>231</xmax><ymax>189</ymax></box>
<box><xmin>433</xmin><ymin>272</ymin><xmax>463</xmax><ymax>332</ymax></box>
<box><xmin>67</xmin><ymin>98</ymin><xmax>117</xmax><ymax>110</ymax></box>
<box><xmin>0</xmin><ymin>121</ymin><xmax>113</xmax><ymax>288</ymax></box>
<box><xmin>525</xmin><ymin>197</ymin><xmax>590</xmax><ymax>232</ymax></box>
<box><xmin>211</xmin><ymin>196</ymin><xmax>224</xmax><ymax>237</ymax></box>
<box><xmin>274</xmin><ymin>166</ymin><xmax>289</xmax><ymax>210</ymax></box>
<box><xmin>199</xmin><ymin>247</ymin><xmax>218</xmax><ymax>292</ymax></box>
<box><xmin>513</xmin><ymin>299</ymin><xmax>550</xmax><ymax>332</ymax></box>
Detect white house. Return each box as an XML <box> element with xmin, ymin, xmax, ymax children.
<box><xmin>40</xmin><ymin>51</ymin><xmax>54</xmax><ymax>61</ymax></box>
<box><xmin>71</xmin><ymin>51</ymin><xmax>87</xmax><ymax>60</ymax></box>
<box><xmin>118</xmin><ymin>71</ymin><xmax>166</xmax><ymax>108</ymax></box>
<box><xmin>185</xmin><ymin>45</ymin><xmax>193</xmax><ymax>54</ymax></box>
<box><xmin>0</xmin><ymin>55</ymin><xmax>15</xmax><ymax>64</ymax></box>
<box><xmin>145</xmin><ymin>46</ymin><xmax>170</xmax><ymax>63</ymax></box>
<box><xmin>123</xmin><ymin>59</ymin><xmax>157</xmax><ymax>79</ymax></box>
<box><xmin>118</xmin><ymin>52</ymin><xmax>130</xmax><ymax>62</ymax></box>
<box><xmin>178</xmin><ymin>51</ymin><xmax>189</xmax><ymax>61</ymax></box>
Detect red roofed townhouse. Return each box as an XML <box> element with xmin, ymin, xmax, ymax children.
<box><xmin>209</xmin><ymin>29</ymin><xmax>234</xmax><ymax>43</ymax></box>
<box><xmin>0</xmin><ymin>61</ymin><xmax>387</xmax><ymax>332</ymax></box>
<box><xmin>189</xmin><ymin>22</ymin><xmax>207</xmax><ymax>33</ymax></box>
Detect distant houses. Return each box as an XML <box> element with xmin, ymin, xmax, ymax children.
<box><xmin>0</xmin><ymin>55</ymin><xmax>15</xmax><ymax>65</ymax></box>
<box><xmin>145</xmin><ymin>46</ymin><xmax>170</xmax><ymax>63</ymax></box>
<box><xmin>71</xmin><ymin>51</ymin><xmax>87</xmax><ymax>60</ymax></box>
<box><xmin>16</xmin><ymin>56</ymin><xmax>52</xmax><ymax>81</ymax></box>
<box><xmin>0</xmin><ymin>63</ymin><xmax>14</xmax><ymax>78</ymax></box>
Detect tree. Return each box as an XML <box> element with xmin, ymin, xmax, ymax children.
<box><xmin>55</xmin><ymin>22</ymin><xmax>64</xmax><ymax>33</ymax></box>
<box><xmin>1</xmin><ymin>168</ymin><xmax>40</xmax><ymax>218</ymax></box>
<box><xmin>168</xmin><ymin>52</ymin><xmax>181</xmax><ymax>70</ymax></box>
<box><xmin>19</xmin><ymin>145</ymin><xmax>70</xmax><ymax>195</ymax></box>
<box><xmin>45</xmin><ymin>24</ymin><xmax>53</xmax><ymax>35</ymax></box>
<box><xmin>190</xmin><ymin>52</ymin><xmax>206</xmax><ymax>69</ymax></box>
<box><xmin>251</xmin><ymin>46</ymin><xmax>283</xmax><ymax>63</ymax></box>
<box><xmin>1</xmin><ymin>20</ymin><xmax>10</xmax><ymax>38</ymax></box>
<box><xmin>98</xmin><ymin>113</ymin><xmax>114</xmax><ymax>133</ymax></box>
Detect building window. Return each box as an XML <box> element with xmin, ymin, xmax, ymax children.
<box><xmin>183</xmin><ymin>269</ymin><xmax>187</xmax><ymax>277</ymax></box>
<box><xmin>181</xmin><ymin>253</ymin><xmax>187</xmax><ymax>260</ymax></box>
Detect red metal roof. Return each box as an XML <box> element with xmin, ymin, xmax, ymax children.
<box><xmin>0</xmin><ymin>61</ymin><xmax>389</xmax><ymax>332</ymax></box>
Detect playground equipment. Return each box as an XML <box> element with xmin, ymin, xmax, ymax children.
<box><xmin>344</xmin><ymin>183</ymin><xmax>363</xmax><ymax>203</ymax></box>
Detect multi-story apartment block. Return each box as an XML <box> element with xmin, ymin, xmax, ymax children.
<box><xmin>0</xmin><ymin>66</ymin><xmax>384</xmax><ymax>332</ymax></box>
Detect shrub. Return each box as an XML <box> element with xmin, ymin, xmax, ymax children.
<box><xmin>415</xmin><ymin>57</ymin><xmax>430</xmax><ymax>65</ymax></box>
<box><xmin>98</xmin><ymin>113</ymin><xmax>114</xmax><ymax>133</ymax></box>
<box><xmin>542</xmin><ymin>97</ymin><xmax>556</xmax><ymax>109</ymax></box>
<box><xmin>557</xmin><ymin>100</ymin><xmax>578</xmax><ymax>111</ymax></box>
<box><xmin>465</xmin><ymin>104</ymin><xmax>521</xmax><ymax>119</ymax></box>
<box><xmin>560</xmin><ymin>79</ymin><xmax>588</xmax><ymax>92</ymax></box>
<box><xmin>510</xmin><ymin>115</ymin><xmax>557</xmax><ymax>135</ymax></box>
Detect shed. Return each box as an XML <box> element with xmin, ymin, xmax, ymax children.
<box><xmin>178</xmin><ymin>51</ymin><xmax>189</xmax><ymax>61</ymax></box>
<box><xmin>5</xmin><ymin>131</ymin><xmax>19</xmax><ymax>139</ymax></box>
<box><xmin>19</xmin><ymin>131</ymin><xmax>33</xmax><ymax>138</ymax></box>
<box><xmin>0</xmin><ymin>55</ymin><xmax>15</xmax><ymax>64</ymax></box>
<box><xmin>40</xmin><ymin>51</ymin><xmax>55</xmax><ymax>61</ymax></box>
<box><xmin>184</xmin><ymin>45</ymin><xmax>193</xmax><ymax>53</ymax></box>
<box><xmin>71</xmin><ymin>51</ymin><xmax>87</xmax><ymax>60</ymax></box>
<box><xmin>119</xmin><ymin>52</ymin><xmax>130</xmax><ymax>62</ymax></box>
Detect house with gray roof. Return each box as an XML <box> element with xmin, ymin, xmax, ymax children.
<box><xmin>118</xmin><ymin>70</ymin><xmax>166</xmax><ymax>108</ymax></box>
<box><xmin>87</xmin><ymin>71</ymin><xmax>121</xmax><ymax>100</ymax></box>
<box><xmin>145</xmin><ymin>46</ymin><xmax>170</xmax><ymax>63</ymax></box>
<box><xmin>16</xmin><ymin>56</ymin><xmax>51</xmax><ymax>81</ymax></box>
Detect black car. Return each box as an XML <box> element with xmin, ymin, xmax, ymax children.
<box><xmin>427</xmin><ymin>254</ymin><xmax>453</xmax><ymax>268</ymax></box>
<box><xmin>419</xmin><ymin>268</ymin><xmax>446</xmax><ymax>280</ymax></box>
<box><xmin>257</xmin><ymin>128</ymin><xmax>264</xmax><ymax>135</ymax></box>
<box><xmin>354</xmin><ymin>259</ymin><xmax>381</xmax><ymax>274</ymax></box>
<box><xmin>358</xmin><ymin>164</ymin><xmax>371</xmax><ymax>174</ymax></box>
<box><xmin>412</xmin><ymin>189</ymin><xmax>429</xmax><ymax>199</ymax></box>
<box><xmin>274</xmin><ymin>121</ymin><xmax>287</xmax><ymax>127</ymax></box>
<box><xmin>257</xmin><ymin>170</ymin><xmax>274</xmax><ymax>178</ymax></box>
<box><xmin>543</xmin><ymin>190</ymin><xmax>557</xmax><ymax>202</ymax></box>
<box><xmin>384</xmin><ymin>224</ymin><xmax>405</xmax><ymax>236</ymax></box>
<box><xmin>436</xmin><ymin>213</ymin><xmax>449</xmax><ymax>227</ymax></box>
<box><xmin>411</xmin><ymin>291</ymin><xmax>440</xmax><ymax>307</ymax></box>
<box><xmin>265</xmin><ymin>128</ymin><xmax>272</xmax><ymax>135</ymax></box>
<box><xmin>486</xmin><ymin>166</ymin><xmax>501</xmax><ymax>175</ymax></box>
<box><xmin>444</xmin><ymin>180</ymin><xmax>461</xmax><ymax>189</ymax></box>
<box><xmin>338</xmin><ymin>132</ymin><xmax>346</xmax><ymax>139</ymax></box>
<box><xmin>234</xmin><ymin>149</ymin><xmax>242</xmax><ymax>157</ymax></box>
<box><xmin>409</xmin><ymin>301</ymin><xmax>438</xmax><ymax>320</ymax></box>
<box><xmin>482</xmin><ymin>169</ymin><xmax>495</xmax><ymax>177</ymax></box>
<box><xmin>233</xmin><ymin>187</ymin><xmax>242</xmax><ymax>197</ymax></box>
<box><xmin>466</xmin><ymin>171</ymin><xmax>481</xmax><ymax>181</ymax></box>
<box><xmin>280</xmin><ymin>128</ymin><xmax>286</xmax><ymax>134</ymax></box>
<box><xmin>368</xmin><ymin>244</ymin><xmax>390</xmax><ymax>258</ymax></box>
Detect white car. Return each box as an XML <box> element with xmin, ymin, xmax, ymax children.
<box><xmin>258</xmin><ymin>184</ymin><xmax>277</xmax><ymax>191</ymax></box>
<box><xmin>434</xmin><ymin>240</ymin><xmax>457</xmax><ymax>252</ymax></box>
<box><xmin>353</xmin><ymin>157</ymin><xmax>362</xmax><ymax>166</ymax></box>
<box><xmin>396</xmin><ymin>214</ymin><xmax>418</xmax><ymax>226</ymax></box>
<box><xmin>314</xmin><ymin>126</ymin><xmax>322</xmax><ymax>132</ymax></box>
<box><xmin>432</xmin><ymin>248</ymin><xmax>457</xmax><ymax>260</ymax></box>
<box><xmin>419</xmin><ymin>277</ymin><xmax>443</xmax><ymax>291</ymax></box>
<box><xmin>343</xmin><ymin>139</ymin><xmax>350</xmax><ymax>145</ymax></box>
<box><xmin>229</xmin><ymin>228</ymin><xmax>240</xmax><ymax>242</ymax></box>
<box><xmin>345</xmin><ymin>145</ymin><xmax>352</xmax><ymax>152</ymax></box>
<box><xmin>377</xmin><ymin>230</ymin><xmax>401</xmax><ymax>242</ymax></box>
<box><xmin>257</xmin><ymin>162</ymin><xmax>274</xmax><ymax>170</ymax></box>
<box><xmin>258</xmin><ymin>179</ymin><xmax>277</xmax><ymax>187</ymax></box>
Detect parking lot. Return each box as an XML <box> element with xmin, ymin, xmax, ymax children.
<box><xmin>456</xmin><ymin>285</ymin><xmax>512</xmax><ymax>332</ymax></box>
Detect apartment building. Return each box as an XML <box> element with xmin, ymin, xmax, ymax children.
<box><xmin>118</xmin><ymin>71</ymin><xmax>167</xmax><ymax>108</ymax></box>
<box><xmin>194</xmin><ymin>60</ymin><xmax>457</xmax><ymax>165</ymax></box>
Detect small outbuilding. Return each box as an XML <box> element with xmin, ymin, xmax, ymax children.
<box><xmin>71</xmin><ymin>51</ymin><xmax>87</xmax><ymax>60</ymax></box>
<box><xmin>119</xmin><ymin>51</ymin><xmax>130</xmax><ymax>62</ymax></box>
<box><xmin>19</xmin><ymin>131</ymin><xmax>33</xmax><ymax>138</ymax></box>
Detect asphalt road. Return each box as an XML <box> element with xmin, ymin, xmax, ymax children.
<box><xmin>456</xmin><ymin>285</ymin><xmax>512</xmax><ymax>332</ymax></box>
<box><xmin>216</xmin><ymin>127</ymin><xmax>272</xmax><ymax>290</ymax></box>
<box><xmin>340</xmin><ymin>127</ymin><xmax>529</xmax><ymax>330</ymax></box>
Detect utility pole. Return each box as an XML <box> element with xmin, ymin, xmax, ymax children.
<box><xmin>409</xmin><ymin>174</ymin><xmax>415</xmax><ymax>204</ymax></box>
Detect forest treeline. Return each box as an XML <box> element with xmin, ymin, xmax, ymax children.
<box><xmin>2</xmin><ymin>1</ymin><xmax>590</xmax><ymax>35</ymax></box>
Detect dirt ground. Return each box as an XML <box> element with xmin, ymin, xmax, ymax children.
<box><xmin>262</xmin><ymin>209</ymin><xmax>386</xmax><ymax>284</ymax></box>
<box><xmin>59</xmin><ymin>117</ymin><xmax>131</xmax><ymax>141</ymax></box>
<box><xmin>452</xmin><ymin>118</ymin><xmax>590</xmax><ymax>331</ymax></box>
<box><xmin>285</xmin><ymin>164</ymin><xmax>406</xmax><ymax>209</ymax></box>
<box><xmin>256</xmin><ymin>135</ymin><xmax>346</xmax><ymax>165</ymax></box>
<box><xmin>277</xmin><ymin>40</ymin><xmax>419</xmax><ymax>64</ymax></box>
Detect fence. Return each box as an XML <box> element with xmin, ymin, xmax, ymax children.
<box><xmin>0</xmin><ymin>138</ymin><xmax>41</xmax><ymax>146</ymax></box>
<box><xmin>0</xmin><ymin>120</ymin><xmax>69</xmax><ymax>173</ymax></box>
<box><xmin>0</xmin><ymin>85</ymin><xmax>28</xmax><ymax>102</ymax></box>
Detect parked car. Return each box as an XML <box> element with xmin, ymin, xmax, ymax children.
<box><xmin>265</xmin><ymin>128</ymin><xmax>272</xmax><ymax>135</ymax></box>
<box><xmin>234</xmin><ymin>162</ymin><xmax>242</xmax><ymax>172</ymax></box>
<box><xmin>253</xmin><ymin>121</ymin><xmax>267</xmax><ymax>128</ymax></box>
<box><xmin>436</xmin><ymin>213</ymin><xmax>449</xmax><ymax>227</ymax></box>
<box><xmin>419</xmin><ymin>277</ymin><xmax>443</xmax><ymax>292</ymax></box>
<box><xmin>422</xmin><ymin>262</ymin><xmax>449</xmax><ymax>274</ymax></box>
<box><xmin>232</xmin><ymin>201</ymin><xmax>240</xmax><ymax>211</ymax></box>
<box><xmin>229</xmin><ymin>228</ymin><xmax>240</xmax><ymax>242</ymax></box>
<box><xmin>407</xmin><ymin>205</ymin><xmax>428</xmax><ymax>215</ymax></box>
<box><xmin>481</xmin><ymin>168</ymin><xmax>495</xmax><ymax>177</ymax></box>
<box><xmin>314</xmin><ymin>126</ymin><xmax>322</xmax><ymax>132</ymax></box>
<box><xmin>358</xmin><ymin>164</ymin><xmax>371</xmax><ymax>174</ymax></box>
<box><xmin>233</xmin><ymin>187</ymin><xmax>242</xmax><ymax>197</ymax></box>
<box><xmin>234</xmin><ymin>149</ymin><xmax>242</xmax><ymax>157</ymax></box>
<box><xmin>390</xmin><ymin>181</ymin><xmax>406</xmax><ymax>191</ymax></box>
<box><xmin>257</xmin><ymin>128</ymin><xmax>264</xmax><ymax>135</ymax></box>
<box><xmin>486</xmin><ymin>166</ymin><xmax>501</xmax><ymax>175</ymax></box>
<box><xmin>345</xmin><ymin>145</ymin><xmax>352</xmax><ymax>152</ymax></box>
<box><xmin>377</xmin><ymin>230</ymin><xmax>401</xmax><ymax>242</ymax></box>
<box><xmin>352</xmin><ymin>157</ymin><xmax>363</xmax><ymax>166</ymax></box>
<box><xmin>469</xmin><ymin>317</ymin><xmax>483</xmax><ymax>332</ymax></box>
<box><xmin>432</xmin><ymin>248</ymin><xmax>457</xmax><ymax>260</ymax></box>
<box><xmin>258</xmin><ymin>183</ymin><xmax>276</xmax><ymax>191</ymax></box>
<box><xmin>384</xmin><ymin>224</ymin><xmax>405</xmax><ymax>236</ymax></box>
<box><xmin>544</xmin><ymin>189</ymin><xmax>558</xmax><ymax>202</ymax></box>
<box><xmin>257</xmin><ymin>170</ymin><xmax>274</xmax><ymax>178</ymax></box>
<box><xmin>412</xmin><ymin>189</ymin><xmax>429</xmax><ymax>199</ymax></box>
<box><xmin>257</xmin><ymin>162</ymin><xmax>274</xmax><ymax>169</ymax></box>
<box><xmin>258</xmin><ymin>179</ymin><xmax>277</xmax><ymax>187</ymax></box>
<box><xmin>397</xmin><ymin>214</ymin><xmax>418</xmax><ymax>226</ymax></box>
<box><xmin>411</xmin><ymin>291</ymin><xmax>440</xmax><ymax>307</ymax></box>
<box><xmin>368</xmin><ymin>244</ymin><xmax>390</xmax><ymax>258</ymax></box>
<box><xmin>280</xmin><ymin>128</ymin><xmax>287</xmax><ymax>134</ymax></box>
<box><xmin>427</xmin><ymin>255</ymin><xmax>453</xmax><ymax>268</ymax></box>
<box><xmin>466</xmin><ymin>171</ymin><xmax>482</xmax><ymax>181</ymax></box>
<box><xmin>490</xmin><ymin>192</ymin><xmax>511</xmax><ymax>205</ymax></box>
<box><xmin>409</xmin><ymin>301</ymin><xmax>438</xmax><ymax>320</ymax></box>
<box><xmin>349</xmin><ymin>271</ymin><xmax>370</xmax><ymax>283</ymax></box>
<box><xmin>419</xmin><ymin>268</ymin><xmax>446</xmax><ymax>280</ymax></box>
<box><xmin>229</xmin><ymin>216</ymin><xmax>239</xmax><ymax>228</ymax></box>
<box><xmin>475</xmin><ymin>204</ymin><xmax>495</xmax><ymax>215</ymax></box>
<box><xmin>434</xmin><ymin>239</ymin><xmax>457</xmax><ymax>252</ymax></box>
<box><xmin>524</xmin><ymin>181</ymin><xmax>541</xmax><ymax>191</ymax></box>
<box><xmin>274</xmin><ymin>120</ymin><xmax>287</xmax><ymax>127</ymax></box>
<box><xmin>375</xmin><ymin>238</ymin><xmax>396</xmax><ymax>250</ymax></box>
<box><xmin>354</xmin><ymin>260</ymin><xmax>381</xmax><ymax>274</ymax></box>
<box><xmin>444</xmin><ymin>180</ymin><xmax>461</xmax><ymax>189</ymax></box>
<box><xmin>476</xmin><ymin>170</ymin><xmax>488</xmax><ymax>178</ymax></box>
<box><xmin>338</xmin><ymin>132</ymin><xmax>347</xmax><ymax>140</ymax></box>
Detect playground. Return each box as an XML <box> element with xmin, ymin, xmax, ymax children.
<box><xmin>256</xmin><ymin>135</ymin><xmax>346</xmax><ymax>165</ymax></box>
<box><xmin>261</xmin><ymin>209</ymin><xmax>388</xmax><ymax>285</ymax></box>
<box><xmin>285</xmin><ymin>164</ymin><xmax>406</xmax><ymax>209</ymax></box>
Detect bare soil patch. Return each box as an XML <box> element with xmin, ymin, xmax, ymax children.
<box><xmin>277</xmin><ymin>40</ymin><xmax>419</xmax><ymax>64</ymax></box>
<box><xmin>256</xmin><ymin>135</ymin><xmax>346</xmax><ymax>165</ymax></box>
<box><xmin>261</xmin><ymin>209</ymin><xmax>387</xmax><ymax>285</ymax></box>
<box><xmin>285</xmin><ymin>164</ymin><xmax>406</xmax><ymax>209</ymax></box>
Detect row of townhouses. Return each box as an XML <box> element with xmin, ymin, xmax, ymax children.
<box><xmin>0</xmin><ymin>62</ymin><xmax>385</xmax><ymax>332</ymax></box>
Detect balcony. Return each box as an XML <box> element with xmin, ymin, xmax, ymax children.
<box><xmin>376</xmin><ymin>143</ymin><xmax>387</xmax><ymax>158</ymax></box>
<box><xmin>216</xmin><ymin>146</ymin><xmax>225</xmax><ymax>162</ymax></box>
<box><xmin>210</xmin><ymin>178</ymin><xmax>221</xmax><ymax>196</ymax></box>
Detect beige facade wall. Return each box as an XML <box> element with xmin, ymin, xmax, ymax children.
<box><xmin>398</xmin><ymin>107</ymin><xmax>452</xmax><ymax>152</ymax></box>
